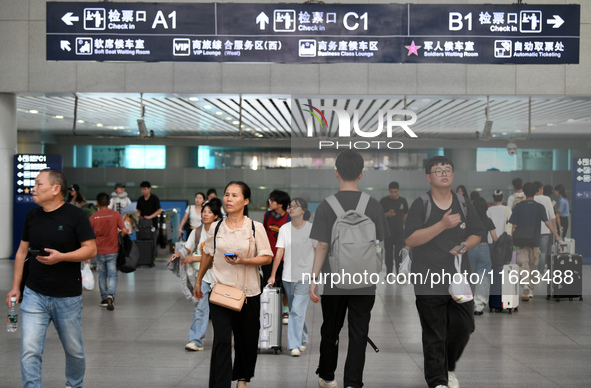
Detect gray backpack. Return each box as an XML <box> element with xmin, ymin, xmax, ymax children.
<box><xmin>326</xmin><ymin>192</ymin><xmax>383</xmax><ymax>289</ymax></box>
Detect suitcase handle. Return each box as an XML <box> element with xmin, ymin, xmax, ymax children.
<box><xmin>263</xmin><ymin>312</ymin><xmax>272</xmax><ymax>328</ymax></box>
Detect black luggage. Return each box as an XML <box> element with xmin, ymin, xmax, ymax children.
<box><xmin>135</xmin><ymin>239</ymin><xmax>155</xmax><ymax>267</ymax></box>
<box><xmin>117</xmin><ymin>234</ymin><xmax>139</xmax><ymax>273</ymax></box>
<box><xmin>137</xmin><ymin>218</ymin><xmax>154</xmax><ymax>240</ymax></box>
<box><xmin>546</xmin><ymin>253</ymin><xmax>583</xmax><ymax>301</ymax></box>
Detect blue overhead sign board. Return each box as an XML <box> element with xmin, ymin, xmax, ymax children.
<box><xmin>46</xmin><ymin>2</ymin><xmax>580</xmax><ymax>64</ymax></box>
<box><xmin>572</xmin><ymin>157</ymin><xmax>591</xmax><ymax>262</ymax></box>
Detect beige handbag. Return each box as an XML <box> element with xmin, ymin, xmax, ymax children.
<box><xmin>209</xmin><ymin>282</ymin><xmax>246</xmax><ymax>311</ymax></box>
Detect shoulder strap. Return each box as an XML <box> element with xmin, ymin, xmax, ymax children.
<box><xmin>355</xmin><ymin>192</ymin><xmax>371</xmax><ymax>215</ymax></box>
<box><xmin>252</xmin><ymin>220</ymin><xmax>256</xmax><ymax>238</ymax></box>
<box><xmin>420</xmin><ymin>193</ymin><xmax>431</xmax><ymax>225</ymax></box>
<box><xmin>454</xmin><ymin>192</ymin><xmax>468</xmax><ymax>219</ymax></box>
<box><xmin>325</xmin><ymin>195</ymin><xmax>346</xmax><ymax>218</ymax></box>
<box><xmin>264</xmin><ymin>211</ymin><xmax>270</xmax><ymax>225</ymax></box>
<box><xmin>213</xmin><ymin>219</ymin><xmax>223</xmax><ymax>253</ymax></box>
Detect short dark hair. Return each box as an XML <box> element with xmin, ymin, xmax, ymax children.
<box><xmin>470</xmin><ymin>191</ymin><xmax>481</xmax><ymax>202</ymax></box>
<box><xmin>140</xmin><ymin>181</ymin><xmax>151</xmax><ymax>188</ymax></box>
<box><xmin>292</xmin><ymin>197</ymin><xmax>312</xmax><ymax>221</ymax></box>
<box><xmin>512</xmin><ymin>178</ymin><xmax>523</xmax><ymax>190</ymax></box>
<box><xmin>388</xmin><ymin>181</ymin><xmax>399</xmax><ymax>190</ymax></box>
<box><xmin>202</xmin><ymin>199</ymin><xmax>223</xmax><ymax>220</ymax></box>
<box><xmin>269</xmin><ymin>189</ymin><xmax>290</xmax><ymax>211</ymax></box>
<box><xmin>555</xmin><ymin>184</ymin><xmax>567</xmax><ymax>198</ymax></box>
<box><xmin>425</xmin><ymin>156</ymin><xmax>454</xmax><ymax>175</ymax></box>
<box><xmin>474</xmin><ymin>197</ymin><xmax>489</xmax><ymax>220</ymax></box>
<box><xmin>206</xmin><ymin>188</ymin><xmax>217</xmax><ymax>197</ymax></box>
<box><xmin>492</xmin><ymin>190</ymin><xmax>503</xmax><ymax>203</ymax></box>
<box><xmin>523</xmin><ymin>182</ymin><xmax>537</xmax><ymax>197</ymax></box>
<box><xmin>543</xmin><ymin>184</ymin><xmax>554</xmax><ymax>197</ymax></box>
<box><xmin>43</xmin><ymin>168</ymin><xmax>67</xmax><ymax>198</ymax></box>
<box><xmin>224</xmin><ymin>181</ymin><xmax>251</xmax><ymax>216</ymax></box>
<box><xmin>96</xmin><ymin>192</ymin><xmax>110</xmax><ymax>207</ymax></box>
<box><xmin>335</xmin><ymin>150</ymin><xmax>364</xmax><ymax>181</ymax></box>
<box><xmin>533</xmin><ymin>181</ymin><xmax>543</xmax><ymax>193</ymax></box>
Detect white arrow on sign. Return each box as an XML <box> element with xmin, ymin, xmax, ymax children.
<box><xmin>17</xmin><ymin>172</ymin><xmax>23</xmax><ymax>177</ymax></box>
<box><xmin>577</xmin><ymin>192</ymin><xmax>583</xmax><ymax>197</ymax></box>
<box><xmin>61</xmin><ymin>40</ymin><xmax>71</xmax><ymax>52</ymax></box>
<box><xmin>17</xmin><ymin>188</ymin><xmax>23</xmax><ymax>193</ymax></box>
<box><xmin>17</xmin><ymin>164</ymin><xmax>23</xmax><ymax>169</ymax></box>
<box><xmin>256</xmin><ymin>12</ymin><xmax>269</xmax><ymax>30</ymax></box>
<box><xmin>547</xmin><ymin>15</ymin><xmax>564</xmax><ymax>29</ymax></box>
<box><xmin>577</xmin><ymin>176</ymin><xmax>583</xmax><ymax>181</ymax></box>
<box><xmin>17</xmin><ymin>180</ymin><xmax>24</xmax><ymax>185</ymax></box>
<box><xmin>578</xmin><ymin>167</ymin><xmax>584</xmax><ymax>173</ymax></box>
<box><xmin>62</xmin><ymin>12</ymin><xmax>80</xmax><ymax>26</ymax></box>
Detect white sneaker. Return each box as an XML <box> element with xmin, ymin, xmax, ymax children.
<box><xmin>299</xmin><ymin>345</ymin><xmax>307</xmax><ymax>352</ymax></box>
<box><xmin>435</xmin><ymin>386</ymin><xmax>449</xmax><ymax>388</ymax></box>
<box><xmin>185</xmin><ymin>342</ymin><xmax>204</xmax><ymax>351</ymax></box>
<box><xmin>448</xmin><ymin>371</ymin><xmax>460</xmax><ymax>388</ymax></box>
<box><xmin>522</xmin><ymin>288</ymin><xmax>530</xmax><ymax>301</ymax></box>
<box><xmin>318</xmin><ymin>377</ymin><xmax>338</xmax><ymax>388</ymax></box>
<box><xmin>291</xmin><ymin>348</ymin><xmax>301</xmax><ymax>357</ymax></box>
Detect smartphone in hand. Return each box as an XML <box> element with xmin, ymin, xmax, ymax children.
<box><xmin>29</xmin><ymin>248</ymin><xmax>49</xmax><ymax>257</ymax></box>
<box><xmin>224</xmin><ymin>253</ymin><xmax>237</xmax><ymax>260</ymax></box>
<box><xmin>451</xmin><ymin>245</ymin><xmax>466</xmax><ymax>254</ymax></box>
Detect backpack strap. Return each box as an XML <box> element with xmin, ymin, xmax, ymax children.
<box><xmin>355</xmin><ymin>192</ymin><xmax>371</xmax><ymax>215</ymax></box>
<box><xmin>420</xmin><ymin>191</ymin><xmax>467</xmax><ymax>225</ymax></box>
<box><xmin>325</xmin><ymin>195</ymin><xmax>346</xmax><ymax>218</ymax></box>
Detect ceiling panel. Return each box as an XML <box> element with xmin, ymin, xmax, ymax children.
<box><xmin>16</xmin><ymin>93</ymin><xmax>591</xmax><ymax>141</ymax></box>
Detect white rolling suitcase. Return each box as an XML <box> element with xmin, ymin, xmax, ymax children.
<box><xmin>258</xmin><ymin>285</ymin><xmax>283</xmax><ymax>354</ymax></box>
<box><xmin>489</xmin><ymin>264</ymin><xmax>519</xmax><ymax>314</ymax></box>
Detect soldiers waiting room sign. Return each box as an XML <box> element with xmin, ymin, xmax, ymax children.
<box><xmin>46</xmin><ymin>2</ymin><xmax>580</xmax><ymax>64</ymax></box>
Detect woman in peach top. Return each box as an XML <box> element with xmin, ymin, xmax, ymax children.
<box><xmin>195</xmin><ymin>181</ymin><xmax>272</xmax><ymax>388</ymax></box>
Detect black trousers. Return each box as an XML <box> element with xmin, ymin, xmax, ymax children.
<box><xmin>415</xmin><ymin>295</ymin><xmax>475</xmax><ymax>388</ymax></box>
<box><xmin>560</xmin><ymin>216</ymin><xmax>569</xmax><ymax>238</ymax></box>
<box><xmin>384</xmin><ymin>233</ymin><xmax>405</xmax><ymax>274</ymax></box>
<box><xmin>209</xmin><ymin>295</ymin><xmax>260</xmax><ymax>388</ymax></box>
<box><xmin>317</xmin><ymin>293</ymin><xmax>375</xmax><ymax>388</ymax></box>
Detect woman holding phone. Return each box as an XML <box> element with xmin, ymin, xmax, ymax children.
<box><xmin>194</xmin><ymin>181</ymin><xmax>272</xmax><ymax>388</ymax></box>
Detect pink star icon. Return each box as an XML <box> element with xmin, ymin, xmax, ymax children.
<box><xmin>405</xmin><ymin>41</ymin><xmax>421</xmax><ymax>56</ymax></box>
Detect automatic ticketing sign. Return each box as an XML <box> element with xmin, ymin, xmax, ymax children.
<box><xmin>46</xmin><ymin>2</ymin><xmax>580</xmax><ymax>64</ymax></box>
<box><xmin>572</xmin><ymin>158</ymin><xmax>591</xmax><ymax>260</ymax></box>
<box><xmin>14</xmin><ymin>154</ymin><xmax>63</xmax><ymax>203</ymax></box>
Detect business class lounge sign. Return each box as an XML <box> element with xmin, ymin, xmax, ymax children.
<box><xmin>47</xmin><ymin>2</ymin><xmax>580</xmax><ymax>64</ymax></box>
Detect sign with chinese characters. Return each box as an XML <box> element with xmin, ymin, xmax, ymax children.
<box><xmin>46</xmin><ymin>3</ymin><xmax>580</xmax><ymax>64</ymax></box>
<box><xmin>572</xmin><ymin>158</ymin><xmax>591</xmax><ymax>261</ymax></box>
<box><xmin>12</xmin><ymin>154</ymin><xmax>63</xmax><ymax>259</ymax></box>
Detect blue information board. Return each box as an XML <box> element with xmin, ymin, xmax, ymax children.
<box><xmin>571</xmin><ymin>157</ymin><xmax>591</xmax><ymax>263</ymax></box>
<box><xmin>12</xmin><ymin>155</ymin><xmax>63</xmax><ymax>259</ymax></box>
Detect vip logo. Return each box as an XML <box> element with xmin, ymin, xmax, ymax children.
<box><xmin>304</xmin><ymin>104</ymin><xmax>418</xmax><ymax>138</ymax></box>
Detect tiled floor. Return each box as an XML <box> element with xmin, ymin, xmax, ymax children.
<box><xmin>1</xmin><ymin>259</ymin><xmax>590</xmax><ymax>388</ymax></box>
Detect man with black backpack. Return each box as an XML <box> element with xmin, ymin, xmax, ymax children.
<box><xmin>405</xmin><ymin>156</ymin><xmax>483</xmax><ymax>388</ymax></box>
<box><xmin>309</xmin><ymin>150</ymin><xmax>388</xmax><ymax>388</ymax></box>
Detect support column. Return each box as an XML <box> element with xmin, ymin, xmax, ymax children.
<box><xmin>0</xmin><ymin>94</ymin><xmax>17</xmax><ymax>259</ymax></box>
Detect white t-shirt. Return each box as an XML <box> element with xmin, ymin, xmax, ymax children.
<box><xmin>185</xmin><ymin>205</ymin><xmax>202</xmax><ymax>228</ymax></box>
<box><xmin>276</xmin><ymin>222</ymin><xmax>317</xmax><ymax>283</ymax></box>
<box><xmin>185</xmin><ymin>226</ymin><xmax>214</xmax><ymax>284</ymax></box>
<box><xmin>486</xmin><ymin>204</ymin><xmax>512</xmax><ymax>244</ymax></box>
<box><xmin>534</xmin><ymin>195</ymin><xmax>556</xmax><ymax>235</ymax></box>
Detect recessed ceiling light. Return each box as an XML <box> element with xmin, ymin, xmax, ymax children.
<box><xmin>502</xmin><ymin>132</ymin><xmax>507</xmax><ymax>135</ymax></box>
<box><xmin>97</xmin><ymin>123</ymin><xmax>103</xmax><ymax>127</ymax></box>
<box><xmin>225</xmin><ymin>117</ymin><xmax>232</xmax><ymax>120</ymax></box>
<box><xmin>55</xmin><ymin>115</ymin><xmax>64</xmax><ymax>119</ymax></box>
<box><xmin>410</xmin><ymin>106</ymin><xmax>419</xmax><ymax>111</ymax></box>
<box><xmin>421</xmin><ymin>99</ymin><xmax>431</xmax><ymax>103</ymax></box>
<box><xmin>531</xmin><ymin>126</ymin><xmax>536</xmax><ymax>130</ymax></box>
<box><xmin>189</xmin><ymin>97</ymin><xmax>199</xmax><ymax>101</ymax></box>
<box><xmin>516</xmin><ymin>129</ymin><xmax>522</xmax><ymax>133</ymax></box>
<box><xmin>547</xmin><ymin>123</ymin><xmax>554</xmax><ymax>126</ymax></box>
<box><xmin>232</xmin><ymin>120</ymin><xmax>239</xmax><ymax>125</ymax></box>
<box><xmin>204</xmin><ymin>105</ymin><xmax>212</xmax><ymax>109</ymax></box>
<box><xmin>216</xmin><ymin>111</ymin><xmax>223</xmax><ymax>115</ymax></box>
<box><xmin>255</xmin><ymin>133</ymin><xmax>263</xmax><ymax>137</ymax></box>
<box><xmin>77</xmin><ymin>119</ymin><xmax>85</xmax><ymax>124</ymax></box>
<box><xmin>29</xmin><ymin>110</ymin><xmax>38</xmax><ymax>114</ymax></box>
<box><xmin>567</xmin><ymin>118</ymin><xmax>575</xmax><ymax>122</ymax></box>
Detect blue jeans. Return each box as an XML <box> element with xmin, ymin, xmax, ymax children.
<box><xmin>538</xmin><ymin>234</ymin><xmax>552</xmax><ymax>274</ymax></box>
<box><xmin>20</xmin><ymin>287</ymin><xmax>85</xmax><ymax>388</ymax></box>
<box><xmin>283</xmin><ymin>280</ymin><xmax>309</xmax><ymax>350</ymax></box>
<box><xmin>189</xmin><ymin>281</ymin><xmax>211</xmax><ymax>347</ymax></box>
<box><xmin>96</xmin><ymin>253</ymin><xmax>118</xmax><ymax>301</ymax></box>
<box><xmin>468</xmin><ymin>244</ymin><xmax>492</xmax><ymax>312</ymax></box>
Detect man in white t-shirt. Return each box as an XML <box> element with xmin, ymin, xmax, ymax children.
<box><xmin>507</xmin><ymin>177</ymin><xmax>525</xmax><ymax>210</ymax></box>
<box><xmin>533</xmin><ymin>181</ymin><xmax>557</xmax><ymax>276</ymax></box>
